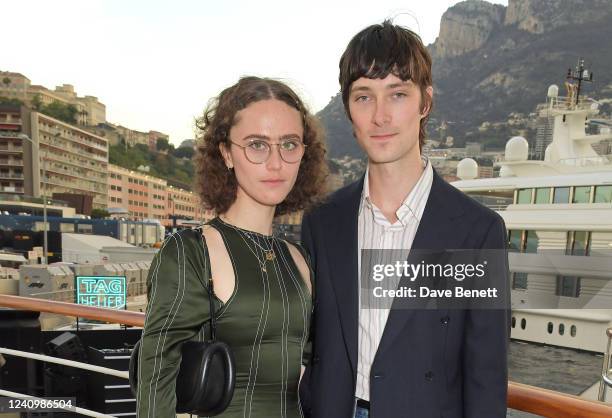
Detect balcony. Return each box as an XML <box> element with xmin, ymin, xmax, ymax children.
<box><xmin>0</xmin><ymin>159</ymin><xmax>23</xmax><ymax>167</ymax></box>
<box><xmin>45</xmin><ymin>163</ymin><xmax>107</xmax><ymax>185</ymax></box>
<box><xmin>41</xmin><ymin>148</ymin><xmax>109</xmax><ymax>176</ymax></box>
<box><xmin>0</xmin><ymin>186</ymin><xmax>24</xmax><ymax>193</ymax></box>
<box><xmin>0</xmin><ymin>116</ymin><xmax>23</xmax><ymax>125</ymax></box>
<box><xmin>0</xmin><ymin>144</ymin><xmax>24</xmax><ymax>154</ymax></box>
<box><xmin>0</xmin><ymin>172</ymin><xmax>24</xmax><ymax>180</ymax></box>
<box><xmin>43</xmin><ymin>178</ymin><xmax>107</xmax><ymax>196</ymax></box>
<box><xmin>39</xmin><ymin>127</ymin><xmax>108</xmax><ymax>153</ymax></box>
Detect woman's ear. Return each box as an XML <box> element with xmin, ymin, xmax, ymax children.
<box><xmin>218</xmin><ymin>142</ymin><xmax>233</xmax><ymax>169</ymax></box>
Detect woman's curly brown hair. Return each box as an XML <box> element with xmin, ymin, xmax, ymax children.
<box><xmin>195</xmin><ymin>76</ymin><xmax>328</xmax><ymax>216</ymax></box>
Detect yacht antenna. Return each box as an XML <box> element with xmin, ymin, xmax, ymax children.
<box><xmin>566</xmin><ymin>58</ymin><xmax>593</xmax><ymax>105</ymax></box>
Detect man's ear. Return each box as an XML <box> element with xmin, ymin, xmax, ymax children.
<box><xmin>421</xmin><ymin>86</ymin><xmax>433</xmax><ymax>118</ymax></box>
<box><xmin>218</xmin><ymin>142</ymin><xmax>233</xmax><ymax>169</ymax></box>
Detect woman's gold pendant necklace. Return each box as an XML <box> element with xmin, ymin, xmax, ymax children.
<box><xmin>244</xmin><ymin>232</ymin><xmax>275</xmax><ymax>272</ymax></box>
<box><xmin>220</xmin><ymin>217</ymin><xmax>275</xmax><ymax>272</ymax></box>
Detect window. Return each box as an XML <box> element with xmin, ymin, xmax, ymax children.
<box><xmin>556</xmin><ymin>276</ymin><xmax>580</xmax><ymax>298</ymax></box>
<box><xmin>111</xmin><ymin>196</ymin><xmax>116</xmax><ymax>202</ymax></box>
<box><xmin>508</xmin><ymin>230</ymin><xmax>537</xmax><ymax>253</ymax></box>
<box><xmin>60</xmin><ymin>223</ymin><xmax>75</xmax><ymax>233</ymax></box>
<box><xmin>77</xmin><ymin>223</ymin><xmax>93</xmax><ymax>234</ymax></box>
<box><xmin>33</xmin><ymin>221</ymin><xmax>49</xmax><ymax>232</ymax></box>
<box><xmin>117</xmin><ymin>198</ymin><xmax>122</xmax><ymax>203</ymax></box>
<box><xmin>566</xmin><ymin>231</ymin><xmax>590</xmax><ymax>256</ymax></box>
<box><xmin>512</xmin><ymin>272</ymin><xmax>528</xmax><ymax>290</ymax></box>
<box><xmin>517</xmin><ymin>188</ymin><xmax>533</xmax><ymax>204</ymax></box>
<box><xmin>572</xmin><ymin>186</ymin><xmax>591</xmax><ymax>203</ymax></box>
<box><xmin>594</xmin><ymin>185</ymin><xmax>612</xmax><ymax>203</ymax></box>
<box><xmin>535</xmin><ymin>188</ymin><xmax>551</xmax><ymax>204</ymax></box>
<box><xmin>553</xmin><ymin>187</ymin><xmax>570</xmax><ymax>204</ymax></box>
<box><xmin>524</xmin><ymin>230</ymin><xmax>538</xmax><ymax>253</ymax></box>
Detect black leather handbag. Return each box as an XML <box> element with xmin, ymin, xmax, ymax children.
<box><xmin>128</xmin><ymin>276</ymin><xmax>235</xmax><ymax>416</ymax></box>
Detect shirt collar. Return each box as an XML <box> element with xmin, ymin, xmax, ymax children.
<box><xmin>360</xmin><ymin>156</ymin><xmax>433</xmax><ymax>227</ymax></box>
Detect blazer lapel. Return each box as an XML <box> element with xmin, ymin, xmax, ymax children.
<box><xmin>326</xmin><ymin>178</ymin><xmax>363</xmax><ymax>376</ymax></box>
<box><xmin>374</xmin><ymin>172</ymin><xmax>466</xmax><ymax>358</ymax></box>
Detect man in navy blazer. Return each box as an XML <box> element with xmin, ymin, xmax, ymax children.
<box><xmin>300</xmin><ymin>20</ymin><xmax>510</xmax><ymax>418</ymax></box>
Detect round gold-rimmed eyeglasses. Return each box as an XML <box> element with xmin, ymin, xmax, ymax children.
<box><xmin>229</xmin><ymin>139</ymin><xmax>306</xmax><ymax>164</ymax></box>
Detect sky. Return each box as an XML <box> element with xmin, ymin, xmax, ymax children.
<box><xmin>4</xmin><ymin>0</ymin><xmax>507</xmax><ymax>146</ymax></box>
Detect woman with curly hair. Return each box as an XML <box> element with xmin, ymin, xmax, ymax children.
<box><xmin>136</xmin><ymin>76</ymin><xmax>328</xmax><ymax>418</ymax></box>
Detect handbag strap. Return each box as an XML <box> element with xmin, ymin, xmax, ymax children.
<box><xmin>208</xmin><ymin>275</ymin><xmax>217</xmax><ymax>342</ymax></box>
<box><xmin>195</xmin><ymin>227</ymin><xmax>218</xmax><ymax>342</ymax></box>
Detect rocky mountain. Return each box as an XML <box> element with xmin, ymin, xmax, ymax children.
<box><xmin>319</xmin><ymin>0</ymin><xmax>612</xmax><ymax>159</ymax></box>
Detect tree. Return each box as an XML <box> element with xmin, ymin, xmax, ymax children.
<box><xmin>31</xmin><ymin>94</ymin><xmax>43</xmax><ymax>111</ymax></box>
<box><xmin>40</xmin><ymin>101</ymin><xmax>78</xmax><ymax>124</ymax></box>
<box><xmin>135</xmin><ymin>143</ymin><xmax>149</xmax><ymax>154</ymax></box>
<box><xmin>173</xmin><ymin>146</ymin><xmax>194</xmax><ymax>159</ymax></box>
<box><xmin>0</xmin><ymin>96</ymin><xmax>24</xmax><ymax>107</ymax></box>
<box><xmin>156</xmin><ymin>137</ymin><xmax>173</xmax><ymax>152</ymax></box>
<box><xmin>108</xmin><ymin>141</ymin><xmax>195</xmax><ymax>192</ymax></box>
<box><xmin>90</xmin><ymin>208</ymin><xmax>110</xmax><ymax>219</ymax></box>
<box><xmin>2</xmin><ymin>77</ymin><xmax>10</xmax><ymax>88</ymax></box>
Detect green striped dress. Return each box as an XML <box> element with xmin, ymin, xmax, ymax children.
<box><xmin>136</xmin><ymin>217</ymin><xmax>313</xmax><ymax>418</ymax></box>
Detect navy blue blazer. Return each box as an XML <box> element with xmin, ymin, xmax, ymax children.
<box><xmin>300</xmin><ymin>170</ymin><xmax>510</xmax><ymax>418</ymax></box>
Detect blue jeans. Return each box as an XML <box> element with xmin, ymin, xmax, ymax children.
<box><xmin>354</xmin><ymin>405</ymin><xmax>369</xmax><ymax>418</ymax></box>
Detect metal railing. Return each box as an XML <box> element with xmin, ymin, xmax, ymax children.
<box><xmin>1</xmin><ymin>294</ymin><xmax>611</xmax><ymax>417</ymax></box>
<box><xmin>547</xmin><ymin>96</ymin><xmax>598</xmax><ymax>112</ymax></box>
<box><xmin>0</xmin><ymin>295</ymin><xmax>136</xmax><ymax>417</ymax></box>
<box><xmin>558</xmin><ymin>154</ymin><xmax>612</xmax><ymax>167</ymax></box>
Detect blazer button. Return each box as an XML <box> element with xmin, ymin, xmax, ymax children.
<box><xmin>440</xmin><ymin>316</ymin><xmax>450</xmax><ymax>324</ymax></box>
<box><xmin>373</xmin><ymin>373</ymin><xmax>385</xmax><ymax>380</ymax></box>
<box><xmin>312</xmin><ymin>355</ymin><xmax>320</xmax><ymax>364</ymax></box>
<box><xmin>425</xmin><ymin>371</ymin><xmax>434</xmax><ymax>381</ymax></box>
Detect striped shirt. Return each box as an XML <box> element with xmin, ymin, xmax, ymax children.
<box><xmin>355</xmin><ymin>156</ymin><xmax>433</xmax><ymax>401</ymax></box>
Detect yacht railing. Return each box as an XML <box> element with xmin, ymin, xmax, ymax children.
<box><xmin>1</xmin><ymin>294</ymin><xmax>612</xmax><ymax>417</ymax></box>
<box><xmin>547</xmin><ymin>96</ymin><xmax>598</xmax><ymax>112</ymax></box>
<box><xmin>558</xmin><ymin>154</ymin><xmax>612</xmax><ymax>167</ymax></box>
<box><xmin>484</xmin><ymin>204</ymin><xmax>511</xmax><ymax>211</ymax></box>
<box><xmin>600</xmin><ymin>327</ymin><xmax>612</xmax><ymax>402</ymax></box>
<box><xmin>0</xmin><ymin>388</ymin><xmax>116</xmax><ymax>418</ymax></box>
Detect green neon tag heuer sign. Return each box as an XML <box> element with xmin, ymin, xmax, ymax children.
<box><xmin>76</xmin><ymin>276</ymin><xmax>127</xmax><ymax>309</ymax></box>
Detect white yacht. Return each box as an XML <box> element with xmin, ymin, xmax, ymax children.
<box><xmin>451</xmin><ymin>71</ymin><xmax>612</xmax><ymax>354</ymax></box>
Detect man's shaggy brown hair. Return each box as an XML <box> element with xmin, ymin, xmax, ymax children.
<box><xmin>195</xmin><ymin>76</ymin><xmax>328</xmax><ymax>216</ymax></box>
